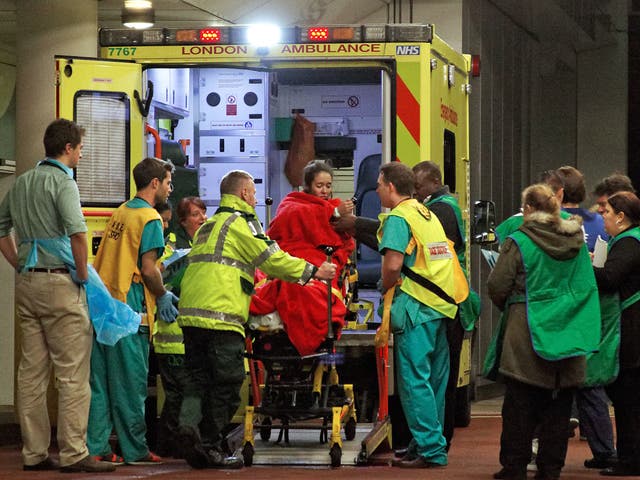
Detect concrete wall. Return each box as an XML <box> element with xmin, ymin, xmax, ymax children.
<box><xmin>0</xmin><ymin>43</ymin><xmax>15</xmax><ymax>411</ymax></box>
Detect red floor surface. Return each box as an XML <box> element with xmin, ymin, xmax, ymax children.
<box><xmin>0</xmin><ymin>416</ymin><xmax>610</xmax><ymax>480</ymax></box>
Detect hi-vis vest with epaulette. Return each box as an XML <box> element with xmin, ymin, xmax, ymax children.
<box><xmin>154</xmin><ymin>240</ymin><xmax>184</xmax><ymax>355</ymax></box>
<box><xmin>177</xmin><ymin>193</ymin><xmax>314</xmax><ymax>337</ymax></box>
<box><xmin>94</xmin><ymin>204</ymin><xmax>162</xmax><ymax>336</ymax></box>
<box><xmin>378</xmin><ymin>198</ymin><xmax>458</xmax><ymax>319</ymax></box>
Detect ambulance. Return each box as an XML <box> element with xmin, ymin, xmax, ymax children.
<box><xmin>55</xmin><ymin>22</ymin><xmax>493</xmax><ymax>445</ymax></box>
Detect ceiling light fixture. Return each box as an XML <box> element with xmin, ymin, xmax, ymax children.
<box><xmin>122</xmin><ymin>1</ymin><xmax>155</xmax><ymax>30</ymax></box>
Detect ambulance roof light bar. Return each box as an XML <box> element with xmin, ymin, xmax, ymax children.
<box><xmin>99</xmin><ymin>24</ymin><xmax>433</xmax><ymax>46</ymax></box>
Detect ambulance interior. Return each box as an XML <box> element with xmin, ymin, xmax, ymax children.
<box><xmin>146</xmin><ymin>65</ymin><xmax>386</xmax><ymax>286</ymax></box>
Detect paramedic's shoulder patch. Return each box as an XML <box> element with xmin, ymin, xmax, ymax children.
<box><xmin>415</xmin><ymin>202</ymin><xmax>431</xmax><ymax>221</ymax></box>
<box><xmin>427</xmin><ymin>241</ymin><xmax>453</xmax><ymax>260</ymax></box>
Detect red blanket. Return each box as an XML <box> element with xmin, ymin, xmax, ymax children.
<box><xmin>250</xmin><ymin>192</ymin><xmax>355</xmax><ymax>355</ymax></box>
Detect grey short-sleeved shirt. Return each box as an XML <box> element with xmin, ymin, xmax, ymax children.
<box><xmin>0</xmin><ymin>159</ymin><xmax>87</xmax><ymax>268</ymax></box>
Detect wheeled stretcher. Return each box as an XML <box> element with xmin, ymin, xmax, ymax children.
<box><xmin>242</xmin><ymin>252</ymin><xmax>357</xmax><ymax>467</ymax></box>
<box><xmin>241</xmin><ymin>328</ymin><xmax>357</xmax><ymax>467</ymax></box>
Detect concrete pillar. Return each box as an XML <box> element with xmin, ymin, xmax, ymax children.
<box><xmin>11</xmin><ymin>0</ymin><xmax>98</xmax><ymax>420</ymax></box>
<box><xmin>16</xmin><ymin>0</ymin><xmax>98</xmax><ymax>174</ymax></box>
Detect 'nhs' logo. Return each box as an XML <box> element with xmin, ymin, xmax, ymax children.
<box><xmin>396</xmin><ymin>45</ymin><xmax>420</xmax><ymax>55</ymax></box>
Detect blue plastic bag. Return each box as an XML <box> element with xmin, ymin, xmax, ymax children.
<box><xmin>22</xmin><ymin>237</ymin><xmax>140</xmax><ymax>346</ymax></box>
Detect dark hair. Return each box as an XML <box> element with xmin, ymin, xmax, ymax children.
<box><xmin>220</xmin><ymin>170</ymin><xmax>253</xmax><ymax>196</ymax></box>
<box><xmin>537</xmin><ymin>169</ymin><xmax>564</xmax><ymax>195</ymax></box>
<box><xmin>380</xmin><ymin>162</ymin><xmax>414</xmax><ymax>197</ymax></box>
<box><xmin>522</xmin><ymin>183</ymin><xmax>560</xmax><ymax>215</ymax></box>
<box><xmin>176</xmin><ymin>196</ymin><xmax>206</xmax><ymax>223</ymax></box>
<box><xmin>302</xmin><ymin>160</ymin><xmax>333</xmax><ymax>191</ymax></box>
<box><xmin>133</xmin><ymin>157</ymin><xmax>174</xmax><ymax>190</ymax></box>
<box><xmin>608</xmin><ymin>191</ymin><xmax>640</xmax><ymax>226</ymax></box>
<box><xmin>592</xmin><ymin>173</ymin><xmax>636</xmax><ymax>197</ymax></box>
<box><xmin>556</xmin><ymin>166</ymin><xmax>586</xmax><ymax>204</ymax></box>
<box><xmin>155</xmin><ymin>201</ymin><xmax>171</xmax><ymax>215</ymax></box>
<box><xmin>43</xmin><ymin>118</ymin><xmax>85</xmax><ymax>158</ymax></box>
<box><xmin>412</xmin><ymin>160</ymin><xmax>441</xmax><ymax>183</ymax></box>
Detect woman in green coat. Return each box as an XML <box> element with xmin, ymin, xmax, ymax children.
<box><xmin>487</xmin><ymin>184</ymin><xmax>600</xmax><ymax>480</ymax></box>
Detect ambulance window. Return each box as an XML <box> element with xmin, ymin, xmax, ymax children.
<box><xmin>74</xmin><ymin>91</ymin><xmax>130</xmax><ymax>206</ymax></box>
<box><xmin>443</xmin><ymin>129</ymin><xmax>456</xmax><ymax>192</ymax></box>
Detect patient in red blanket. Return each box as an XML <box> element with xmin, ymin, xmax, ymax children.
<box><xmin>250</xmin><ymin>160</ymin><xmax>355</xmax><ymax>355</ymax></box>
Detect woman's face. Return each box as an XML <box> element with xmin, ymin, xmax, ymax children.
<box><xmin>601</xmin><ymin>202</ymin><xmax>620</xmax><ymax>236</ymax></box>
<box><xmin>182</xmin><ymin>203</ymin><xmax>207</xmax><ymax>238</ymax></box>
<box><xmin>307</xmin><ymin>171</ymin><xmax>333</xmax><ymax>200</ymax></box>
<box><xmin>159</xmin><ymin>210</ymin><xmax>172</xmax><ymax>231</ymax></box>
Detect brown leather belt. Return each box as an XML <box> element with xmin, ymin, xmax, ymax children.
<box><xmin>27</xmin><ymin>267</ymin><xmax>69</xmax><ymax>274</ymax></box>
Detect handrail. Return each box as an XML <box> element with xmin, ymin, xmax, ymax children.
<box><xmin>145</xmin><ymin>123</ymin><xmax>162</xmax><ymax>159</ymax></box>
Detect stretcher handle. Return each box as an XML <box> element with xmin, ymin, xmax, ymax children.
<box><xmin>319</xmin><ymin>245</ymin><xmax>335</xmax><ymax>341</ymax></box>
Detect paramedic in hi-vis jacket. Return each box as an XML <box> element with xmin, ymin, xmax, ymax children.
<box><xmin>176</xmin><ymin>170</ymin><xmax>336</xmax><ymax>469</ymax></box>
<box><xmin>376</xmin><ymin>162</ymin><xmax>457</xmax><ymax>469</ymax></box>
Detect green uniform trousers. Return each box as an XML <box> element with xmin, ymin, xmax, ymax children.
<box><xmin>87</xmin><ymin>327</ymin><xmax>150</xmax><ymax>462</ymax></box>
<box><xmin>179</xmin><ymin>327</ymin><xmax>245</xmax><ymax>445</ymax></box>
<box><xmin>396</xmin><ymin>318</ymin><xmax>449</xmax><ymax>465</ymax></box>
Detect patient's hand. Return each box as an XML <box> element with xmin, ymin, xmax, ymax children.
<box><xmin>338</xmin><ymin>199</ymin><xmax>354</xmax><ymax>216</ymax></box>
<box><xmin>315</xmin><ymin>261</ymin><xmax>337</xmax><ymax>280</ymax></box>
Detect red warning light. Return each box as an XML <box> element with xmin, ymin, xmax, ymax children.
<box><xmin>308</xmin><ymin>27</ymin><xmax>329</xmax><ymax>42</ymax></box>
<box><xmin>200</xmin><ymin>28</ymin><xmax>222</xmax><ymax>43</ymax></box>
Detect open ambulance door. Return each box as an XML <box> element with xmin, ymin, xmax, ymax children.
<box><xmin>55</xmin><ymin>56</ymin><xmax>145</xmax><ymax>257</ymax></box>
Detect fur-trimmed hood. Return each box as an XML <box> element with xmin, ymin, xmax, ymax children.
<box><xmin>519</xmin><ymin>211</ymin><xmax>585</xmax><ymax>260</ymax></box>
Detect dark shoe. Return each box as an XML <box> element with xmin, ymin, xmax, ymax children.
<box><xmin>207</xmin><ymin>449</ymin><xmax>244</xmax><ymax>469</ymax></box>
<box><xmin>391</xmin><ymin>456</ymin><xmax>445</xmax><ymax>468</ymax></box>
<box><xmin>493</xmin><ymin>468</ymin><xmax>527</xmax><ymax>480</ymax></box>
<box><xmin>179</xmin><ymin>426</ymin><xmax>209</xmax><ymax>469</ymax></box>
<box><xmin>23</xmin><ymin>457</ymin><xmax>59</xmax><ymax>471</ymax></box>
<box><xmin>586</xmin><ymin>457</ymin><xmax>618</xmax><ymax>469</ymax></box>
<box><xmin>60</xmin><ymin>455</ymin><xmax>116</xmax><ymax>473</ymax></box>
<box><xmin>394</xmin><ymin>447</ymin><xmax>409</xmax><ymax>458</ymax></box>
<box><xmin>600</xmin><ymin>465</ymin><xmax>640</xmax><ymax>476</ymax></box>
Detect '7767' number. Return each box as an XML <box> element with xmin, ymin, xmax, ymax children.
<box><xmin>108</xmin><ymin>47</ymin><xmax>137</xmax><ymax>56</ymax></box>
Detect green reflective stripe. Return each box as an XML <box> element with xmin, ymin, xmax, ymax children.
<box><xmin>179</xmin><ymin>307</ymin><xmax>245</xmax><ymax>326</ymax></box>
<box><xmin>153</xmin><ymin>333</ymin><xmax>184</xmax><ymax>344</ymax></box>
<box><xmin>621</xmin><ymin>290</ymin><xmax>640</xmax><ymax>311</ymax></box>
<box><xmin>254</xmin><ymin>242</ymin><xmax>281</xmax><ymax>268</ymax></box>
<box><xmin>189</xmin><ymin>253</ymin><xmax>254</xmax><ymax>276</ymax></box>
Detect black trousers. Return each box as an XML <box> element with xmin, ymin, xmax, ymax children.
<box><xmin>179</xmin><ymin>328</ymin><xmax>245</xmax><ymax>445</ymax></box>
<box><xmin>500</xmin><ymin>377</ymin><xmax>574</xmax><ymax>478</ymax></box>
<box><xmin>606</xmin><ymin>367</ymin><xmax>640</xmax><ymax>470</ymax></box>
<box><xmin>443</xmin><ymin>316</ymin><xmax>464</xmax><ymax>449</ymax></box>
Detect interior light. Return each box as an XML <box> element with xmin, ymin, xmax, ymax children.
<box><xmin>124</xmin><ymin>0</ymin><xmax>152</xmax><ymax>8</ymax></box>
<box><xmin>122</xmin><ymin>7</ymin><xmax>155</xmax><ymax>29</ymax></box>
<box><xmin>246</xmin><ymin>24</ymin><xmax>281</xmax><ymax>47</ymax></box>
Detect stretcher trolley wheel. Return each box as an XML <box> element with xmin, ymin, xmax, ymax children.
<box><xmin>344</xmin><ymin>417</ymin><xmax>357</xmax><ymax>441</ymax></box>
<box><xmin>329</xmin><ymin>443</ymin><xmax>342</xmax><ymax>468</ymax></box>
<box><xmin>242</xmin><ymin>442</ymin><xmax>254</xmax><ymax>467</ymax></box>
<box><xmin>260</xmin><ymin>417</ymin><xmax>272</xmax><ymax>441</ymax></box>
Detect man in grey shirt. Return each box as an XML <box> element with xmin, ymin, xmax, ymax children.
<box><xmin>0</xmin><ymin>119</ymin><xmax>114</xmax><ymax>473</ymax></box>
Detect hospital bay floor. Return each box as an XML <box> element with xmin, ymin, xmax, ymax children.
<box><xmin>0</xmin><ymin>397</ymin><xmax>609</xmax><ymax>480</ymax></box>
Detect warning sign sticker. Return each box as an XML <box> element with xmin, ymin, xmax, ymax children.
<box><xmin>321</xmin><ymin>95</ymin><xmax>360</xmax><ymax>109</ymax></box>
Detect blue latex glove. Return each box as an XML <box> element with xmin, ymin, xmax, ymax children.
<box><xmin>157</xmin><ymin>291</ymin><xmax>179</xmax><ymax>323</ymax></box>
<box><xmin>69</xmin><ymin>267</ymin><xmax>88</xmax><ymax>286</ymax></box>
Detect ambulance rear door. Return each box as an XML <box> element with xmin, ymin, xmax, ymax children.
<box><xmin>55</xmin><ymin>56</ymin><xmax>145</xmax><ymax>256</ymax></box>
